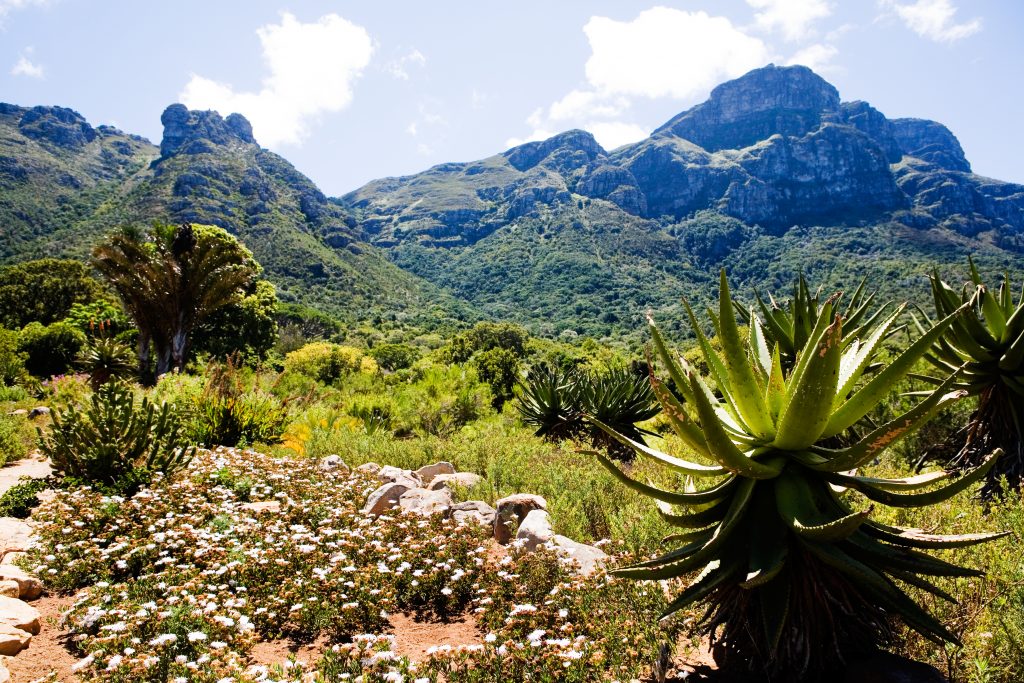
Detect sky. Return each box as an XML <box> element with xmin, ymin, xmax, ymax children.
<box><xmin>2</xmin><ymin>1</ymin><xmax>1022</xmax><ymax>195</ymax></box>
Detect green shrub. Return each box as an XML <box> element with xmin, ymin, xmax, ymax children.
<box><xmin>19</xmin><ymin>321</ymin><xmax>86</xmax><ymax>378</ymax></box>
<box><xmin>38</xmin><ymin>382</ymin><xmax>195</xmax><ymax>495</ymax></box>
<box><xmin>0</xmin><ymin>476</ymin><xmax>47</xmax><ymax>518</ymax></box>
<box><xmin>368</xmin><ymin>342</ymin><xmax>420</xmax><ymax>371</ymax></box>
<box><xmin>472</xmin><ymin>346</ymin><xmax>520</xmax><ymax>408</ymax></box>
<box><xmin>78</xmin><ymin>333</ymin><xmax>136</xmax><ymax>389</ymax></box>
<box><xmin>0</xmin><ymin>413</ymin><xmax>31</xmax><ymax>466</ymax></box>
<box><xmin>283</xmin><ymin>342</ymin><xmax>377</xmax><ymax>384</ymax></box>
<box><xmin>185</xmin><ymin>359</ymin><xmax>288</xmax><ymax>447</ymax></box>
<box><xmin>0</xmin><ymin>328</ymin><xmax>27</xmax><ymax>386</ymax></box>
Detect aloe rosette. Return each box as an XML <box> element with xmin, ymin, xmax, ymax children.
<box><xmin>590</xmin><ymin>271</ymin><xmax>1006</xmax><ymax>678</ymax></box>
<box><xmin>916</xmin><ymin>260</ymin><xmax>1024</xmax><ymax>495</ymax></box>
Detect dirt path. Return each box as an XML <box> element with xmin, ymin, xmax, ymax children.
<box><xmin>0</xmin><ymin>454</ymin><xmax>52</xmax><ymax>497</ymax></box>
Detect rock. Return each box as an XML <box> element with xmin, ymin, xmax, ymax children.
<box><xmin>18</xmin><ymin>105</ymin><xmax>97</xmax><ymax>149</ymax></box>
<box><xmin>0</xmin><ymin>595</ymin><xmax>40</xmax><ymax>635</ymax></box>
<box><xmin>0</xmin><ymin>519</ymin><xmax>34</xmax><ymax>555</ymax></box>
<box><xmin>550</xmin><ymin>535</ymin><xmax>608</xmax><ymax>576</ymax></box>
<box><xmin>377</xmin><ymin>466</ymin><xmax>422</xmax><ymax>489</ymax></box>
<box><xmin>428</xmin><ymin>472</ymin><xmax>484</xmax><ymax>491</ymax></box>
<box><xmin>0</xmin><ymin>659</ymin><xmax>9</xmax><ymax>682</ymax></box>
<box><xmin>398</xmin><ymin>488</ymin><xmax>452</xmax><ymax>516</ymax></box>
<box><xmin>414</xmin><ymin>462</ymin><xmax>456</xmax><ymax>486</ymax></box>
<box><xmin>890</xmin><ymin>118</ymin><xmax>971</xmax><ymax>172</ymax></box>
<box><xmin>28</xmin><ymin>406</ymin><xmax>49</xmax><ymax>418</ymax></box>
<box><xmin>842</xmin><ymin>650</ymin><xmax>948</xmax><ymax>683</ymax></box>
<box><xmin>319</xmin><ymin>454</ymin><xmax>348</xmax><ymax>472</ymax></box>
<box><xmin>6</xmin><ymin>410</ymin><xmax>26</xmax><ymax>417</ymax></box>
<box><xmin>494</xmin><ymin>494</ymin><xmax>547</xmax><ymax>545</ymax></box>
<box><xmin>239</xmin><ymin>501</ymin><xmax>280</xmax><ymax>514</ymax></box>
<box><xmin>0</xmin><ymin>582</ymin><xmax>17</xmax><ymax>598</ymax></box>
<box><xmin>515</xmin><ymin>510</ymin><xmax>554</xmax><ymax>551</ymax></box>
<box><xmin>0</xmin><ymin>621</ymin><xmax>30</xmax><ymax>656</ymax></box>
<box><xmin>160</xmin><ymin>103</ymin><xmax>257</xmax><ymax>157</ymax></box>
<box><xmin>0</xmin><ymin>553</ymin><xmax>25</xmax><ymax>566</ymax></box>
<box><xmin>355</xmin><ymin>462</ymin><xmax>382</xmax><ymax>476</ymax></box>
<box><xmin>653</xmin><ymin>64</ymin><xmax>840</xmax><ymax>152</ymax></box>
<box><xmin>450</xmin><ymin>501</ymin><xmax>496</xmax><ymax>526</ymax></box>
<box><xmin>361</xmin><ymin>482</ymin><xmax>410</xmax><ymax>516</ymax></box>
<box><xmin>0</xmin><ymin>566</ymin><xmax>42</xmax><ymax>601</ymax></box>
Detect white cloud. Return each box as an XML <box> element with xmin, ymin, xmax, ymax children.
<box><xmin>785</xmin><ymin>43</ymin><xmax>839</xmax><ymax>72</ymax></box>
<box><xmin>881</xmin><ymin>0</ymin><xmax>981</xmax><ymax>42</ymax></box>
<box><xmin>10</xmin><ymin>48</ymin><xmax>43</xmax><ymax>78</ymax></box>
<box><xmin>509</xmin><ymin>8</ymin><xmax>772</xmax><ymax>153</ymax></box>
<box><xmin>405</xmin><ymin>122</ymin><xmax>418</xmax><ymax>136</ymax></box>
<box><xmin>0</xmin><ymin>0</ymin><xmax>48</xmax><ymax>22</ymax></box>
<box><xmin>582</xmin><ymin>8</ymin><xmax>770</xmax><ymax>100</ymax></box>
<box><xmin>180</xmin><ymin>12</ymin><xmax>373</xmax><ymax>148</ymax></box>
<box><xmin>585</xmin><ymin>122</ymin><xmax>649</xmax><ymax>151</ymax></box>
<box><xmin>384</xmin><ymin>48</ymin><xmax>426</xmax><ymax>80</ymax></box>
<box><xmin>747</xmin><ymin>0</ymin><xmax>832</xmax><ymax>41</ymax></box>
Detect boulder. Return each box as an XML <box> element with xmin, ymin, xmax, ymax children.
<box><xmin>0</xmin><ymin>581</ymin><xmax>17</xmax><ymax>598</ymax></box>
<box><xmin>493</xmin><ymin>494</ymin><xmax>547</xmax><ymax>545</ymax></box>
<box><xmin>398</xmin><ymin>488</ymin><xmax>453</xmax><ymax>516</ymax></box>
<box><xmin>361</xmin><ymin>482</ymin><xmax>410</xmax><ymax>516</ymax></box>
<box><xmin>28</xmin><ymin>406</ymin><xmax>50</xmax><ymax>419</ymax></box>
<box><xmin>0</xmin><ymin>566</ymin><xmax>41</xmax><ymax>601</ymax></box>
<box><xmin>551</xmin><ymin>535</ymin><xmax>608</xmax><ymax>576</ymax></box>
<box><xmin>428</xmin><ymin>472</ymin><xmax>484</xmax><ymax>491</ymax></box>
<box><xmin>414</xmin><ymin>462</ymin><xmax>456</xmax><ymax>486</ymax></box>
<box><xmin>516</xmin><ymin>510</ymin><xmax>554</xmax><ymax>551</ymax></box>
<box><xmin>6</xmin><ymin>410</ymin><xmax>26</xmax><ymax>417</ymax></box>
<box><xmin>450</xmin><ymin>501</ymin><xmax>496</xmax><ymax>527</ymax></box>
<box><xmin>239</xmin><ymin>501</ymin><xmax>280</xmax><ymax>515</ymax></box>
<box><xmin>0</xmin><ymin>519</ymin><xmax>34</xmax><ymax>555</ymax></box>
<box><xmin>0</xmin><ymin>621</ymin><xmax>30</xmax><ymax>656</ymax></box>
<box><xmin>0</xmin><ymin>553</ymin><xmax>25</xmax><ymax>567</ymax></box>
<box><xmin>319</xmin><ymin>454</ymin><xmax>348</xmax><ymax>472</ymax></box>
<box><xmin>0</xmin><ymin>595</ymin><xmax>40</xmax><ymax>635</ymax></box>
<box><xmin>377</xmin><ymin>465</ymin><xmax>422</xmax><ymax>489</ymax></box>
<box><xmin>355</xmin><ymin>462</ymin><xmax>382</xmax><ymax>476</ymax></box>
<box><xmin>0</xmin><ymin>659</ymin><xmax>9</xmax><ymax>682</ymax></box>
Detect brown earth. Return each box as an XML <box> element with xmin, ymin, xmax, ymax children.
<box><xmin>5</xmin><ymin>593</ymin><xmax>80</xmax><ymax>683</ymax></box>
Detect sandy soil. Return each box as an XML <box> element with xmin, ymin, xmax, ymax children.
<box><xmin>5</xmin><ymin>593</ymin><xmax>80</xmax><ymax>683</ymax></box>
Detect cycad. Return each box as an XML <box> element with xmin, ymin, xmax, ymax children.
<box><xmin>917</xmin><ymin>260</ymin><xmax>1024</xmax><ymax>495</ymax></box>
<box><xmin>589</xmin><ymin>271</ymin><xmax>1005</xmax><ymax>679</ymax></box>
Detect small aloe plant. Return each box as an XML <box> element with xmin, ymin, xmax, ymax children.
<box><xmin>589</xmin><ymin>271</ymin><xmax>1006</xmax><ymax>679</ymax></box>
<box><xmin>916</xmin><ymin>260</ymin><xmax>1024</xmax><ymax>495</ymax></box>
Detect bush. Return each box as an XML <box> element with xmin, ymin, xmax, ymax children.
<box><xmin>0</xmin><ymin>413</ymin><xmax>31</xmax><ymax>466</ymax></box>
<box><xmin>472</xmin><ymin>347</ymin><xmax>520</xmax><ymax>408</ymax></box>
<box><xmin>0</xmin><ymin>328</ymin><xmax>27</xmax><ymax>386</ymax></box>
<box><xmin>38</xmin><ymin>382</ymin><xmax>195</xmax><ymax>495</ymax></box>
<box><xmin>283</xmin><ymin>342</ymin><xmax>377</xmax><ymax>384</ymax></box>
<box><xmin>368</xmin><ymin>343</ymin><xmax>420</xmax><ymax>371</ymax></box>
<box><xmin>0</xmin><ymin>476</ymin><xmax>47</xmax><ymax>518</ymax></box>
<box><xmin>19</xmin><ymin>321</ymin><xmax>86</xmax><ymax>378</ymax></box>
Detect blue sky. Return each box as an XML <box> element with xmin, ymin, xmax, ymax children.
<box><xmin>2</xmin><ymin>1</ymin><xmax>1021</xmax><ymax>194</ymax></box>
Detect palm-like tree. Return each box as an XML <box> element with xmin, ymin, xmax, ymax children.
<box><xmin>93</xmin><ymin>223</ymin><xmax>257</xmax><ymax>381</ymax></box>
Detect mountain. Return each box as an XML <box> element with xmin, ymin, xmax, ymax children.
<box><xmin>341</xmin><ymin>64</ymin><xmax>1024</xmax><ymax>338</ymax></box>
<box><xmin>0</xmin><ymin>102</ymin><xmax>471</xmax><ymax>326</ymax></box>
<box><xmin>2</xmin><ymin>64</ymin><xmax>1022</xmax><ymax>341</ymax></box>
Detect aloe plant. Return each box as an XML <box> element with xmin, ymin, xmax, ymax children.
<box><xmin>917</xmin><ymin>260</ymin><xmax>1024</xmax><ymax>495</ymax></box>
<box><xmin>590</xmin><ymin>271</ymin><xmax>1005</xmax><ymax>679</ymax></box>
<box><xmin>517</xmin><ymin>364</ymin><xmax>659</xmax><ymax>457</ymax></box>
<box><xmin>737</xmin><ymin>274</ymin><xmax>898</xmax><ymax>373</ymax></box>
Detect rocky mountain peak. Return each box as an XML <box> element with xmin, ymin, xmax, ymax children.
<box><xmin>890</xmin><ymin>118</ymin><xmax>970</xmax><ymax>172</ymax></box>
<box><xmin>654</xmin><ymin>64</ymin><xmax>840</xmax><ymax>151</ymax></box>
<box><xmin>159</xmin><ymin>104</ymin><xmax>256</xmax><ymax>157</ymax></box>
<box><xmin>10</xmin><ymin>105</ymin><xmax>98</xmax><ymax>149</ymax></box>
<box><xmin>504</xmin><ymin>129</ymin><xmax>605</xmax><ymax>172</ymax></box>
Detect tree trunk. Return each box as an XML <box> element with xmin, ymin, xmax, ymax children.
<box><xmin>137</xmin><ymin>332</ymin><xmax>154</xmax><ymax>386</ymax></box>
<box><xmin>171</xmin><ymin>325</ymin><xmax>189</xmax><ymax>373</ymax></box>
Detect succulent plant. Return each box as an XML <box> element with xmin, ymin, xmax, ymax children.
<box><xmin>737</xmin><ymin>274</ymin><xmax>898</xmax><ymax>373</ymax></box>
<box><xmin>916</xmin><ymin>260</ymin><xmax>1024</xmax><ymax>495</ymax></box>
<box><xmin>589</xmin><ymin>271</ymin><xmax>1005</xmax><ymax>679</ymax></box>
<box><xmin>517</xmin><ymin>364</ymin><xmax>659</xmax><ymax>456</ymax></box>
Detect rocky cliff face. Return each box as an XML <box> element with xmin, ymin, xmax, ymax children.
<box><xmin>344</xmin><ymin>63</ymin><xmax>1024</xmax><ymax>242</ymax></box>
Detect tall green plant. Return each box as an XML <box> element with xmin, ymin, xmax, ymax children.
<box><xmin>39</xmin><ymin>382</ymin><xmax>194</xmax><ymax>494</ymax></box>
<box><xmin>590</xmin><ymin>271</ymin><xmax>1005</xmax><ymax>679</ymax></box>
<box><xmin>917</xmin><ymin>260</ymin><xmax>1024</xmax><ymax>495</ymax></box>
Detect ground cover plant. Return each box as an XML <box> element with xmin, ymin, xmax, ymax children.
<box><xmin>27</xmin><ymin>446</ymin><xmax>675</xmax><ymax>683</ymax></box>
<box><xmin>590</xmin><ymin>271</ymin><xmax>1008</xmax><ymax>679</ymax></box>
